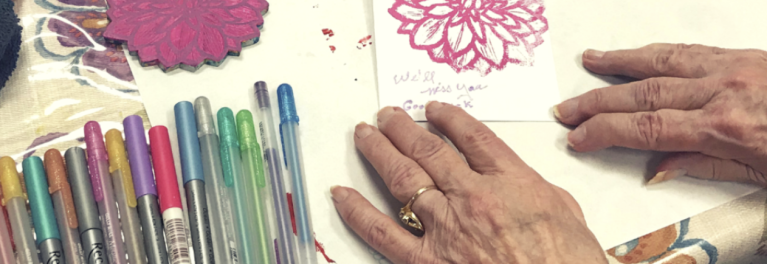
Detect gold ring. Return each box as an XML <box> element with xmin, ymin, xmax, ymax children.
<box><xmin>399</xmin><ymin>185</ymin><xmax>439</xmax><ymax>231</ymax></box>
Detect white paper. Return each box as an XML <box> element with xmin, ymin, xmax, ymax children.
<box><xmin>129</xmin><ymin>0</ymin><xmax>764</xmax><ymax>262</ymax></box>
<box><xmin>373</xmin><ymin>0</ymin><xmax>560</xmax><ymax>121</ymax></box>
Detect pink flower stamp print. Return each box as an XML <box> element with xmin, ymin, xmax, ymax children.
<box><xmin>389</xmin><ymin>0</ymin><xmax>548</xmax><ymax>75</ymax></box>
<box><xmin>104</xmin><ymin>0</ymin><xmax>269</xmax><ymax>72</ymax></box>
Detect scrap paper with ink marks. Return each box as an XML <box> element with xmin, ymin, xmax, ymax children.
<box><xmin>373</xmin><ymin>0</ymin><xmax>560</xmax><ymax>121</ymax></box>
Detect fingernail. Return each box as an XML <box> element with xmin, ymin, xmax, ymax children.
<box><xmin>648</xmin><ymin>169</ymin><xmax>687</xmax><ymax>185</ymax></box>
<box><xmin>377</xmin><ymin>106</ymin><xmax>396</xmax><ymax>125</ymax></box>
<box><xmin>426</xmin><ymin>101</ymin><xmax>444</xmax><ymax>112</ymax></box>
<box><xmin>330</xmin><ymin>185</ymin><xmax>349</xmax><ymax>202</ymax></box>
<box><xmin>555</xmin><ymin>98</ymin><xmax>579</xmax><ymax>120</ymax></box>
<box><xmin>568</xmin><ymin>127</ymin><xmax>587</xmax><ymax>147</ymax></box>
<box><xmin>355</xmin><ymin>122</ymin><xmax>374</xmax><ymax>139</ymax></box>
<box><xmin>584</xmin><ymin>49</ymin><xmax>605</xmax><ymax>60</ymax></box>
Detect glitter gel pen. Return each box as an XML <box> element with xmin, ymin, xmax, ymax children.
<box><xmin>255</xmin><ymin>81</ymin><xmax>295</xmax><ymax>264</ymax></box>
<box><xmin>65</xmin><ymin>147</ymin><xmax>110</xmax><ymax>264</ymax></box>
<box><xmin>0</xmin><ymin>156</ymin><xmax>38</xmax><ymax>264</ymax></box>
<box><xmin>194</xmin><ymin>97</ymin><xmax>239</xmax><ymax>264</ymax></box>
<box><xmin>236</xmin><ymin>110</ymin><xmax>277</xmax><ymax>264</ymax></box>
<box><xmin>84</xmin><ymin>121</ymin><xmax>128</xmax><ymax>264</ymax></box>
<box><xmin>23</xmin><ymin>156</ymin><xmax>65</xmax><ymax>263</ymax></box>
<box><xmin>278</xmin><ymin>84</ymin><xmax>318</xmax><ymax>264</ymax></box>
<box><xmin>106</xmin><ymin>129</ymin><xmax>148</xmax><ymax>264</ymax></box>
<box><xmin>44</xmin><ymin>149</ymin><xmax>86</xmax><ymax>264</ymax></box>
<box><xmin>217</xmin><ymin>108</ymin><xmax>258</xmax><ymax>264</ymax></box>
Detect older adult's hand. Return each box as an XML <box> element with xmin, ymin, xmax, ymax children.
<box><xmin>331</xmin><ymin>103</ymin><xmax>607</xmax><ymax>264</ymax></box>
<box><xmin>555</xmin><ymin>44</ymin><xmax>767</xmax><ymax>185</ymax></box>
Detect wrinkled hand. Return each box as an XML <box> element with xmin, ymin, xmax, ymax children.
<box><xmin>556</xmin><ymin>44</ymin><xmax>767</xmax><ymax>186</ymax></box>
<box><xmin>332</xmin><ymin>103</ymin><xmax>606</xmax><ymax>264</ymax></box>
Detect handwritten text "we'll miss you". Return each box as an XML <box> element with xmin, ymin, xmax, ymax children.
<box><xmin>394</xmin><ymin>70</ymin><xmax>489</xmax><ymax>111</ymax></box>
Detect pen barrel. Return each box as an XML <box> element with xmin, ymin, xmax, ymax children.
<box><xmin>113</xmin><ymin>170</ymin><xmax>148</xmax><ymax>264</ymax></box>
<box><xmin>81</xmin><ymin>229</ymin><xmax>108</xmax><ymax>264</ymax></box>
<box><xmin>96</xmin><ymin>162</ymin><xmax>127</xmax><ymax>264</ymax></box>
<box><xmin>0</xmin><ymin>200</ymin><xmax>13</xmax><ymax>264</ymax></box>
<box><xmin>7</xmin><ymin>198</ymin><xmax>37</xmax><ymax>264</ymax></box>
<box><xmin>184</xmin><ymin>180</ymin><xmax>215</xmax><ymax>264</ymax></box>
<box><xmin>53</xmin><ymin>192</ymin><xmax>86</xmax><ymax>264</ymax></box>
<box><xmin>137</xmin><ymin>195</ymin><xmax>169</xmax><ymax>264</ymax></box>
<box><xmin>281</xmin><ymin>122</ymin><xmax>318</xmax><ymax>264</ymax></box>
<box><xmin>162</xmin><ymin>208</ymin><xmax>191</xmax><ymax>264</ymax></box>
<box><xmin>199</xmin><ymin>135</ymin><xmax>239</xmax><ymax>264</ymax></box>
<box><xmin>259</xmin><ymin>102</ymin><xmax>296</xmax><ymax>264</ymax></box>
<box><xmin>241</xmin><ymin>150</ymin><xmax>276</xmax><ymax>264</ymax></box>
<box><xmin>225</xmin><ymin>147</ymin><xmax>258</xmax><ymax>264</ymax></box>
<box><xmin>264</xmin><ymin>147</ymin><xmax>296</xmax><ymax>264</ymax></box>
<box><xmin>40</xmin><ymin>238</ymin><xmax>65</xmax><ymax>263</ymax></box>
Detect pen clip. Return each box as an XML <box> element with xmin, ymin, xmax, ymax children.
<box><xmin>220</xmin><ymin>145</ymin><xmax>235</xmax><ymax>187</ymax></box>
<box><xmin>87</xmin><ymin>158</ymin><xmax>104</xmax><ymax>202</ymax></box>
<box><xmin>109</xmin><ymin>158</ymin><xmax>137</xmax><ymax>208</ymax></box>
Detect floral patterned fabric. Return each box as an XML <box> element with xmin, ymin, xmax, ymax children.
<box><xmin>2</xmin><ymin>0</ymin><xmax>767</xmax><ymax>263</ymax></box>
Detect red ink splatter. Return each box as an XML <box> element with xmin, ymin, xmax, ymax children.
<box><xmin>356</xmin><ymin>35</ymin><xmax>373</xmax><ymax>49</ymax></box>
<box><xmin>322</xmin><ymin>28</ymin><xmax>334</xmax><ymax>40</ymax></box>
<box><xmin>287</xmin><ymin>193</ymin><xmax>297</xmax><ymax>235</ymax></box>
<box><xmin>316</xmin><ymin>239</ymin><xmax>335</xmax><ymax>263</ymax></box>
<box><xmin>329</xmin><ymin>45</ymin><xmax>336</xmax><ymax>53</ymax></box>
<box><xmin>287</xmin><ymin>193</ymin><xmax>335</xmax><ymax>263</ymax></box>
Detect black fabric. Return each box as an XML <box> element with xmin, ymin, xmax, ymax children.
<box><xmin>0</xmin><ymin>0</ymin><xmax>22</xmax><ymax>92</ymax></box>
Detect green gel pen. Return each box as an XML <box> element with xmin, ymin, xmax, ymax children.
<box><xmin>236</xmin><ymin>110</ymin><xmax>276</xmax><ymax>264</ymax></box>
<box><xmin>218</xmin><ymin>108</ymin><xmax>257</xmax><ymax>264</ymax></box>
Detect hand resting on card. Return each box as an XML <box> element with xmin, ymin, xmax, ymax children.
<box><xmin>556</xmin><ymin>43</ymin><xmax>767</xmax><ymax>186</ymax></box>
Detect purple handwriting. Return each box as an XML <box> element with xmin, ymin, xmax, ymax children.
<box><xmin>393</xmin><ymin>70</ymin><xmax>436</xmax><ymax>84</ymax></box>
<box><xmin>394</xmin><ymin>70</ymin><xmax>488</xmax><ymax>101</ymax></box>
<box><xmin>402</xmin><ymin>100</ymin><xmax>474</xmax><ymax>111</ymax></box>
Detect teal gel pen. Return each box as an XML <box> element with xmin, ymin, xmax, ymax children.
<box><xmin>23</xmin><ymin>156</ymin><xmax>65</xmax><ymax>263</ymax></box>
<box><xmin>278</xmin><ymin>84</ymin><xmax>318</xmax><ymax>264</ymax></box>
<box><xmin>218</xmin><ymin>108</ymin><xmax>258</xmax><ymax>264</ymax></box>
<box><xmin>236</xmin><ymin>110</ymin><xmax>276</xmax><ymax>264</ymax></box>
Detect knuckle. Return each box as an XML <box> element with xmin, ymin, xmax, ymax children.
<box><xmin>410</xmin><ymin>133</ymin><xmax>446</xmax><ymax>162</ymax></box>
<box><xmin>650</xmin><ymin>49</ymin><xmax>675</xmax><ymax>74</ymax></box>
<box><xmin>710</xmin><ymin>108</ymin><xmax>750</xmax><ymax>142</ymax></box>
<box><xmin>460</xmin><ymin>125</ymin><xmax>498</xmax><ymax>147</ymax></box>
<box><xmin>719</xmin><ymin>72</ymin><xmax>753</xmax><ymax>90</ymax></box>
<box><xmin>633</xmin><ymin>78</ymin><xmax>664</xmax><ymax>109</ymax></box>
<box><xmin>387</xmin><ymin>161</ymin><xmax>422</xmax><ymax>196</ymax></box>
<box><xmin>364</xmin><ymin>219</ymin><xmax>392</xmax><ymax>249</ymax></box>
<box><xmin>634</xmin><ymin>113</ymin><xmax>664</xmax><ymax>148</ymax></box>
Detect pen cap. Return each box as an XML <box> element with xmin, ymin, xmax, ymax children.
<box><xmin>0</xmin><ymin>156</ymin><xmax>24</xmax><ymax>205</ymax></box>
<box><xmin>217</xmin><ymin>108</ymin><xmax>238</xmax><ymax>186</ymax></box>
<box><xmin>64</xmin><ymin>147</ymin><xmax>102</xmax><ymax>231</ymax></box>
<box><xmin>235</xmin><ymin>110</ymin><xmax>259</xmax><ymax>150</ymax></box>
<box><xmin>124</xmin><ymin>115</ymin><xmax>158</xmax><ymax>198</ymax></box>
<box><xmin>105</xmin><ymin>129</ymin><xmax>138</xmax><ymax>207</ymax></box>
<box><xmin>83</xmin><ymin>121</ymin><xmax>106</xmax><ymax>201</ymax></box>
<box><xmin>174</xmin><ymin>101</ymin><xmax>205</xmax><ymax>184</ymax></box>
<box><xmin>43</xmin><ymin>150</ymin><xmax>79</xmax><ymax>229</ymax></box>
<box><xmin>194</xmin><ymin>97</ymin><xmax>217</xmax><ymax>136</ymax></box>
<box><xmin>148</xmin><ymin>126</ymin><xmax>184</xmax><ymax>212</ymax></box>
<box><xmin>22</xmin><ymin>156</ymin><xmax>61</xmax><ymax>243</ymax></box>
<box><xmin>277</xmin><ymin>83</ymin><xmax>299</xmax><ymax>123</ymax></box>
<box><xmin>255</xmin><ymin>81</ymin><xmax>270</xmax><ymax>108</ymax></box>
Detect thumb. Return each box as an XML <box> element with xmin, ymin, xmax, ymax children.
<box><xmin>649</xmin><ymin>153</ymin><xmax>767</xmax><ymax>186</ymax></box>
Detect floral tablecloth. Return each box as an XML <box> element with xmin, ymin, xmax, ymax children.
<box><xmin>1</xmin><ymin>0</ymin><xmax>766</xmax><ymax>263</ymax></box>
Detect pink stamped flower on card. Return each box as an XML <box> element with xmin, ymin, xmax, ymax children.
<box><xmin>390</xmin><ymin>0</ymin><xmax>548</xmax><ymax>75</ymax></box>
<box><xmin>104</xmin><ymin>0</ymin><xmax>269</xmax><ymax>72</ymax></box>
